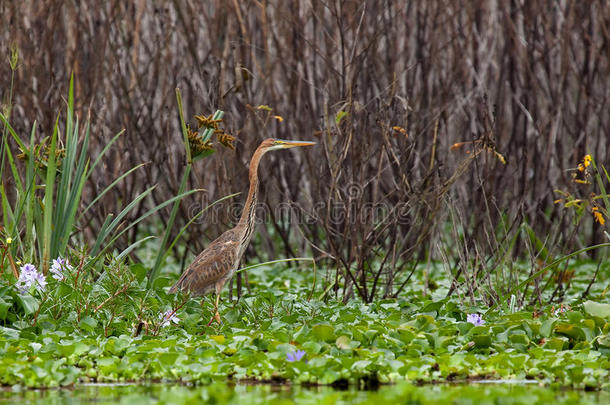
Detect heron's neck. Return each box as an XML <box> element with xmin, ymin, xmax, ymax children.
<box><xmin>238</xmin><ymin>146</ymin><xmax>266</xmax><ymax>244</ymax></box>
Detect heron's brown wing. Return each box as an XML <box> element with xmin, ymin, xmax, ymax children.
<box><xmin>168</xmin><ymin>229</ymin><xmax>240</xmax><ymax>296</ymax></box>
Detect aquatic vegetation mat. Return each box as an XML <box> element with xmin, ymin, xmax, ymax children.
<box><xmin>0</xmin><ymin>264</ymin><xmax>609</xmax><ymax>390</ymax></box>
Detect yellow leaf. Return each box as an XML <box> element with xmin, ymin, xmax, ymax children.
<box><xmin>256</xmin><ymin>105</ymin><xmax>272</xmax><ymax>111</ymax></box>
<box><xmin>273</xmin><ymin>115</ymin><xmax>284</xmax><ymax>122</ymax></box>
<box><xmin>210</xmin><ymin>335</ymin><xmax>225</xmax><ymax>344</ymax></box>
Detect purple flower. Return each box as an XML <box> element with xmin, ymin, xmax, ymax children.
<box><xmin>467</xmin><ymin>313</ymin><xmax>485</xmax><ymax>326</ymax></box>
<box><xmin>16</xmin><ymin>263</ymin><xmax>47</xmax><ymax>294</ymax></box>
<box><xmin>50</xmin><ymin>257</ymin><xmax>73</xmax><ymax>281</ymax></box>
<box><xmin>160</xmin><ymin>310</ymin><xmax>180</xmax><ymax>327</ymax></box>
<box><xmin>286</xmin><ymin>349</ymin><xmax>306</xmax><ymax>362</ymax></box>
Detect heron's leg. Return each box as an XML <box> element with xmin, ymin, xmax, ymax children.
<box><xmin>206</xmin><ymin>293</ymin><xmax>222</xmax><ymax>326</ymax></box>
<box><xmin>213</xmin><ymin>293</ymin><xmax>222</xmax><ymax>324</ymax></box>
<box><xmin>207</xmin><ymin>282</ymin><xmax>225</xmax><ymax>326</ymax></box>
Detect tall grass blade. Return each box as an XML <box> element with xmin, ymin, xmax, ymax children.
<box><xmin>487</xmin><ymin>242</ymin><xmax>610</xmax><ymax>313</ymax></box>
<box><xmin>41</xmin><ymin>117</ymin><xmax>59</xmax><ymax>273</ymax></box>
<box><xmin>79</xmin><ymin>163</ymin><xmax>147</xmax><ymax>220</ymax></box>
<box><xmin>91</xmin><ymin>188</ymin><xmax>201</xmax><ymax>261</ymax></box>
<box><xmin>91</xmin><ymin>185</ymin><xmax>157</xmax><ymax>255</ymax></box>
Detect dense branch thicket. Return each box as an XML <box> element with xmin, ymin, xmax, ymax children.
<box><xmin>1</xmin><ymin>0</ymin><xmax>608</xmax><ymax>302</ymax></box>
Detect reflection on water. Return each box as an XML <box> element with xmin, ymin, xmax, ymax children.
<box><xmin>1</xmin><ymin>382</ymin><xmax>608</xmax><ymax>404</ymax></box>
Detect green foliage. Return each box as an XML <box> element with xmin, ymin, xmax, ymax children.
<box><xmin>0</xmin><ymin>262</ymin><xmax>609</xmax><ymax>390</ymax></box>
<box><xmin>0</xmin><ymin>78</ymin><xmax>205</xmax><ymax>286</ymax></box>
<box><xmin>0</xmin><ymin>75</ymin><xmax>126</xmax><ymax>265</ymax></box>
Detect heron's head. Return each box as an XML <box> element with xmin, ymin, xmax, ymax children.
<box><xmin>261</xmin><ymin>138</ymin><xmax>316</xmax><ymax>151</ymax></box>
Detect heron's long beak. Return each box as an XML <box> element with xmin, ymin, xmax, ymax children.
<box><xmin>275</xmin><ymin>139</ymin><xmax>316</xmax><ymax>149</ymax></box>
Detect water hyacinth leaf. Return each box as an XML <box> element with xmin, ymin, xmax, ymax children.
<box><xmin>420</xmin><ymin>300</ymin><xmax>446</xmax><ymax>314</ymax></box>
<box><xmin>320</xmin><ymin>370</ymin><xmax>340</xmax><ymax>384</ymax></box>
<box><xmin>540</xmin><ymin>319</ymin><xmax>555</xmax><ymax>338</ymax></box>
<box><xmin>302</xmin><ymin>341</ymin><xmax>322</xmax><ymax>354</ymax></box>
<box><xmin>472</xmin><ymin>334</ymin><xmax>492</xmax><ymax>348</ymax></box>
<box><xmin>112</xmin><ymin>335</ymin><xmax>132</xmax><ymax>354</ymax></box>
<box><xmin>583</xmin><ymin>301</ymin><xmax>610</xmax><ymax>319</ymax></box>
<box><xmin>509</xmin><ymin>333</ymin><xmax>529</xmax><ymax>346</ymax></box>
<box><xmin>595</xmin><ymin>334</ymin><xmax>610</xmax><ymax>349</ymax></box>
<box><xmin>543</xmin><ymin>337</ymin><xmax>568</xmax><ymax>351</ymax></box>
<box><xmin>79</xmin><ymin>316</ymin><xmax>98</xmax><ymax>333</ymax></box>
<box><xmin>336</xmin><ymin>335</ymin><xmax>352</xmax><ymax>350</ymax></box>
<box><xmin>396</xmin><ymin>325</ymin><xmax>416</xmax><ymax>344</ymax></box>
<box><xmin>312</xmin><ymin>324</ymin><xmax>335</xmax><ymax>342</ymax></box>
<box><xmin>15</xmin><ymin>294</ymin><xmax>39</xmax><ymax>315</ymax></box>
<box><xmin>351</xmin><ymin>360</ymin><xmax>372</xmax><ymax>371</ymax></box>
<box><xmin>468</xmin><ymin>325</ymin><xmax>488</xmax><ymax>335</ymax></box>
<box><xmin>210</xmin><ymin>335</ymin><xmax>225</xmax><ymax>344</ymax></box>
<box><xmin>554</xmin><ymin>323</ymin><xmax>586</xmax><ymax>341</ymax></box>
<box><xmin>415</xmin><ymin>315</ymin><xmax>436</xmax><ymax>330</ymax></box>
<box><xmin>159</xmin><ymin>352</ymin><xmax>180</xmax><ymax>365</ymax></box>
<box><xmin>0</xmin><ymin>297</ymin><xmax>10</xmax><ymax>320</ymax></box>
<box><xmin>73</xmin><ymin>341</ymin><xmax>90</xmax><ymax>357</ymax></box>
<box><xmin>97</xmin><ymin>357</ymin><xmax>118</xmax><ymax>374</ymax></box>
<box><xmin>566</xmin><ymin>311</ymin><xmax>583</xmax><ymax>323</ymax></box>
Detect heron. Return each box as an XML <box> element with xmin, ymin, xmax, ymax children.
<box><xmin>169</xmin><ymin>138</ymin><xmax>315</xmax><ymax>324</ymax></box>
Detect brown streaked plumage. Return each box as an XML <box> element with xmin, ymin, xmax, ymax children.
<box><xmin>169</xmin><ymin>138</ymin><xmax>315</xmax><ymax>324</ymax></box>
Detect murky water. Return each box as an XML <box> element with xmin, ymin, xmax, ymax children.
<box><xmin>1</xmin><ymin>382</ymin><xmax>607</xmax><ymax>404</ymax></box>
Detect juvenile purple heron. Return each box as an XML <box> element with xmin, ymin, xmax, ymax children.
<box><xmin>169</xmin><ymin>138</ymin><xmax>315</xmax><ymax>324</ymax></box>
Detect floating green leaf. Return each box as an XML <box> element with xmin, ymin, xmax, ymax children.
<box><xmin>554</xmin><ymin>323</ymin><xmax>586</xmax><ymax>341</ymax></box>
<box><xmin>583</xmin><ymin>300</ymin><xmax>610</xmax><ymax>319</ymax></box>
<box><xmin>312</xmin><ymin>324</ymin><xmax>335</xmax><ymax>343</ymax></box>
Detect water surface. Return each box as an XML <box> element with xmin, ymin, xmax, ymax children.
<box><xmin>1</xmin><ymin>382</ymin><xmax>607</xmax><ymax>404</ymax></box>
